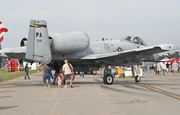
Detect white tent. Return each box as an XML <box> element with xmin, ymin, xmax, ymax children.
<box><xmin>161</xmin><ymin>58</ymin><xmax>169</xmax><ymax>61</ymax></box>
<box><xmin>160</xmin><ymin>58</ymin><xmax>169</xmax><ymax>64</ymax></box>
<box><xmin>23</xmin><ymin>62</ymin><xmax>37</xmax><ymax>70</ymax></box>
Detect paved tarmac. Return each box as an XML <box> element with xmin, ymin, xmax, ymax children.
<box><xmin>0</xmin><ymin>71</ymin><xmax>180</xmax><ymax>115</ymax></box>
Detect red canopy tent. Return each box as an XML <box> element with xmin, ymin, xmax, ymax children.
<box><xmin>166</xmin><ymin>58</ymin><xmax>179</xmax><ymax>63</ymax></box>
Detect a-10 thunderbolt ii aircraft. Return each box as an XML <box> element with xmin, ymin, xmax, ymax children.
<box><xmin>0</xmin><ymin>20</ymin><xmax>179</xmax><ymax>85</ymax></box>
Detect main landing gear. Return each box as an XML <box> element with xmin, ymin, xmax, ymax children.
<box><xmin>131</xmin><ymin>65</ymin><xmax>141</xmax><ymax>83</ymax></box>
<box><xmin>101</xmin><ymin>64</ymin><xmax>142</xmax><ymax>85</ymax></box>
<box><xmin>103</xmin><ymin>73</ymin><xmax>114</xmax><ymax>85</ymax></box>
<box><xmin>100</xmin><ymin>64</ymin><xmax>114</xmax><ymax>85</ymax></box>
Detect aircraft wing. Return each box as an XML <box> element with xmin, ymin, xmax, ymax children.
<box><xmin>0</xmin><ymin>47</ymin><xmax>26</xmax><ymax>59</ymax></box>
<box><xmin>81</xmin><ymin>44</ymin><xmax>179</xmax><ymax>59</ymax></box>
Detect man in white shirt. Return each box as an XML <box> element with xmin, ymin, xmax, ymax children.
<box><xmin>62</xmin><ymin>60</ymin><xmax>73</xmax><ymax>88</ymax></box>
<box><xmin>161</xmin><ymin>62</ymin><xmax>166</xmax><ymax>75</ymax></box>
<box><xmin>156</xmin><ymin>62</ymin><xmax>161</xmax><ymax>75</ymax></box>
<box><xmin>172</xmin><ymin>60</ymin><xmax>178</xmax><ymax>76</ymax></box>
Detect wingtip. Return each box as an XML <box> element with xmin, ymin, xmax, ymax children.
<box><xmin>169</xmin><ymin>44</ymin><xmax>179</xmax><ymax>50</ymax></box>
<box><xmin>157</xmin><ymin>44</ymin><xmax>179</xmax><ymax>51</ymax></box>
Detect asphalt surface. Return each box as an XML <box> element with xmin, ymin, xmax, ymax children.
<box><xmin>0</xmin><ymin>71</ymin><xmax>180</xmax><ymax>115</ymax></box>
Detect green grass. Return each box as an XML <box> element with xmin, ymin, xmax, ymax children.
<box><xmin>124</xmin><ymin>76</ymin><xmax>133</xmax><ymax>78</ymax></box>
<box><xmin>0</xmin><ymin>69</ymin><xmax>38</xmax><ymax>82</ymax></box>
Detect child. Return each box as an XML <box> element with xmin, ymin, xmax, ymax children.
<box><xmin>56</xmin><ymin>74</ymin><xmax>62</xmax><ymax>88</ymax></box>
<box><xmin>59</xmin><ymin>70</ymin><xmax>65</xmax><ymax>85</ymax></box>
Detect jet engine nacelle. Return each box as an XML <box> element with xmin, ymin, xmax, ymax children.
<box><xmin>50</xmin><ymin>31</ymin><xmax>90</xmax><ymax>53</ymax></box>
<box><xmin>20</xmin><ymin>31</ymin><xmax>90</xmax><ymax>54</ymax></box>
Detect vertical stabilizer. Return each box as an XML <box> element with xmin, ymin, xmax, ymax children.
<box><xmin>25</xmin><ymin>20</ymin><xmax>52</xmax><ymax>64</ymax></box>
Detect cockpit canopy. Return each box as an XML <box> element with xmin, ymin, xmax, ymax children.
<box><xmin>124</xmin><ymin>36</ymin><xmax>147</xmax><ymax>46</ymax></box>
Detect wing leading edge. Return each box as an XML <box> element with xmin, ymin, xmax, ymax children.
<box><xmin>80</xmin><ymin>44</ymin><xmax>179</xmax><ymax>60</ymax></box>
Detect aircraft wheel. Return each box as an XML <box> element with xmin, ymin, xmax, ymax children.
<box><xmin>92</xmin><ymin>70</ymin><xmax>97</xmax><ymax>75</ymax></box>
<box><xmin>103</xmin><ymin>73</ymin><xmax>113</xmax><ymax>85</ymax></box>
<box><xmin>135</xmin><ymin>75</ymin><xmax>141</xmax><ymax>82</ymax></box>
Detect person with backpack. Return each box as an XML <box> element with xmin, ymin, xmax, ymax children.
<box><xmin>62</xmin><ymin>60</ymin><xmax>74</xmax><ymax>88</ymax></box>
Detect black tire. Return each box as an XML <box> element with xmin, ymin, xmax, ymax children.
<box><xmin>92</xmin><ymin>70</ymin><xmax>97</xmax><ymax>75</ymax></box>
<box><xmin>103</xmin><ymin>73</ymin><xmax>113</xmax><ymax>85</ymax></box>
<box><xmin>135</xmin><ymin>75</ymin><xmax>141</xmax><ymax>82</ymax></box>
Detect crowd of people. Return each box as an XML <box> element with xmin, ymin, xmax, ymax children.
<box><xmin>43</xmin><ymin>60</ymin><xmax>75</xmax><ymax>88</ymax></box>
<box><xmin>25</xmin><ymin>60</ymin><xmax>75</xmax><ymax>89</ymax></box>
<box><xmin>23</xmin><ymin>59</ymin><xmax>179</xmax><ymax>88</ymax></box>
<box><xmin>143</xmin><ymin>60</ymin><xmax>179</xmax><ymax>76</ymax></box>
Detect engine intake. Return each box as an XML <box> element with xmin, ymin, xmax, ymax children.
<box><xmin>20</xmin><ymin>38</ymin><xmax>27</xmax><ymax>46</ymax></box>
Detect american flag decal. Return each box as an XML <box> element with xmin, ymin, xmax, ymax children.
<box><xmin>0</xmin><ymin>21</ymin><xmax>8</xmax><ymax>43</ymax></box>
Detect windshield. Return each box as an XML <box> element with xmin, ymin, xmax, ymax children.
<box><xmin>125</xmin><ymin>36</ymin><xmax>147</xmax><ymax>46</ymax></box>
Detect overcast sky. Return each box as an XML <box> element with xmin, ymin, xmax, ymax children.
<box><xmin>1</xmin><ymin>0</ymin><xmax>180</xmax><ymax>52</ymax></box>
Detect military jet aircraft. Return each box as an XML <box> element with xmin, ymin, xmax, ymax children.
<box><xmin>0</xmin><ymin>20</ymin><xmax>179</xmax><ymax>85</ymax></box>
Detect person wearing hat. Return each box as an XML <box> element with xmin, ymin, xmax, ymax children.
<box><xmin>62</xmin><ymin>60</ymin><xmax>74</xmax><ymax>88</ymax></box>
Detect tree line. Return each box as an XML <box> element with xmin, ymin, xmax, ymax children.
<box><xmin>159</xmin><ymin>51</ymin><xmax>180</xmax><ymax>60</ymax></box>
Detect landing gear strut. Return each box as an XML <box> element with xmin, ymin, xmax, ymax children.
<box><xmin>131</xmin><ymin>65</ymin><xmax>141</xmax><ymax>83</ymax></box>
